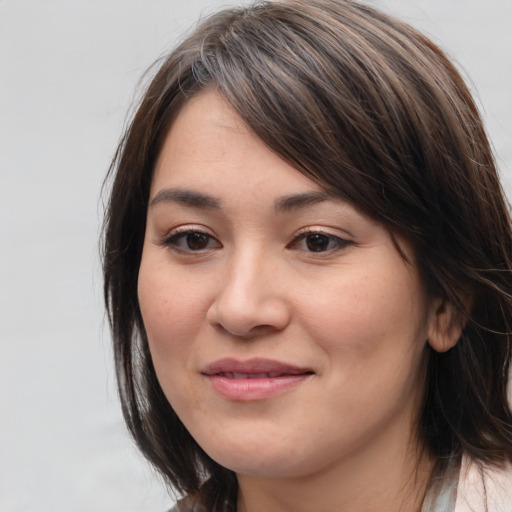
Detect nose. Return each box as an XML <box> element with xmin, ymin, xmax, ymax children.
<box><xmin>206</xmin><ymin>250</ymin><xmax>291</xmax><ymax>338</ymax></box>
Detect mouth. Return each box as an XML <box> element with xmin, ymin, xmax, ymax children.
<box><xmin>214</xmin><ymin>371</ymin><xmax>309</xmax><ymax>379</ymax></box>
<box><xmin>202</xmin><ymin>358</ymin><xmax>314</xmax><ymax>401</ymax></box>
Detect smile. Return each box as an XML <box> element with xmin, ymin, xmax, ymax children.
<box><xmin>202</xmin><ymin>358</ymin><xmax>314</xmax><ymax>401</ymax></box>
<box><xmin>217</xmin><ymin>372</ymin><xmax>294</xmax><ymax>379</ymax></box>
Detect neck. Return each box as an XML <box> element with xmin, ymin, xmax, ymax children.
<box><xmin>236</xmin><ymin>429</ymin><xmax>434</xmax><ymax>512</ymax></box>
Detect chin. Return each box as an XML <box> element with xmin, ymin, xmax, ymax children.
<box><xmin>195</xmin><ymin>428</ymin><xmax>319</xmax><ymax>479</ymax></box>
<box><xmin>213</xmin><ymin>451</ymin><xmax>310</xmax><ymax>479</ymax></box>
<box><xmin>195</xmin><ymin>429</ymin><xmax>307</xmax><ymax>477</ymax></box>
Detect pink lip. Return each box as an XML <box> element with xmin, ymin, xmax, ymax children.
<box><xmin>202</xmin><ymin>358</ymin><xmax>314</xmax><ymax>401</ymax></box>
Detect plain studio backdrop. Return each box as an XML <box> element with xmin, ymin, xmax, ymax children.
<box><xmin>0</xmin><ymin>0</ymin><xmax>511</xmax><ymax>510</ymax></box>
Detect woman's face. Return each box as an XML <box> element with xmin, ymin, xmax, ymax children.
<box><xmin>138</xmin><ymin>90</ymin><xmax>439</xmax><ymax>479</ymax></box>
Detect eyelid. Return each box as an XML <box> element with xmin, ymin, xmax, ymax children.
<box><xmin>167</xmin><ymin>223</ymin><xmax>214</xmax><ymax>236</ymax></box>
<box><xmin>154</xmin><ymin>224</ymin><xmax>221</xmax><ymax>251</ymax></box>
<box><xmin>294</xmin><ymin>225</ymin><xmax>350</xmax><ymax>237</ymax></box>
<box><xmin>288</xmin><ymin>227</ymin><xmax>353</xmax><ymax>253</ymax></box>
<box><xmin>293</xmin><ymin>225</ymin><xmax>353</xmax><ymax>242</ymax></box>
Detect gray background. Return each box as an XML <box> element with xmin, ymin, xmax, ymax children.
<box><xmin>1</xmin><ymin>1</ymin><xmax>511</xmax><ymax>511</ymax></box>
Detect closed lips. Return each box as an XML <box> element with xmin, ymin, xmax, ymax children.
<box><xmin>202</xmin><ymin>358</ymin><xmax>314</xmax><ymax>378</ymax></box>
<box><xmin>216</xmin><ymin>372</ymin><xmax>313</xmax><ymax>379</ymax></box>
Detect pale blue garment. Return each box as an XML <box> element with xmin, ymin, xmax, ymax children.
<box><xmin>421</xmin><ymin>458</ymin><xmax>460</xmax><ymax>512</ymax></box>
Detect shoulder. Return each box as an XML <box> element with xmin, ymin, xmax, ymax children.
<box><xmin>455</xmin><ymin>455</ymin><xmax>512</xmax><ymax>512</ymax></box>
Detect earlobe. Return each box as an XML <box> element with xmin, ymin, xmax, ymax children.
<box><xmin>427</xmin><ymin>297</ymin><xmax>467</xmax><ymax>353</ymax></box>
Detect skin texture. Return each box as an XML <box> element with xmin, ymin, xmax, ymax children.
<box><xmin>138</xmin><ymin>90</ymin><xmax>456</xmax><ymax>511</ymax></box>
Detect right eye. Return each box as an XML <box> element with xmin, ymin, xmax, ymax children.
<box><xmin>164</xmin><ymin>230</ymin><xmax>221</xmax><ymax>252</ymax></box>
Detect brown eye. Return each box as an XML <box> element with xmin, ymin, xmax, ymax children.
<box><xmin>186</xmin><ymin>232</ymin><xmax>210</xmax><ymax>250</ymax></box>
<box><xmin>305</xmin><ymin>234</ymin><xmax>332</xmax><ymax>252</ymax></box>
<box><xmin>164</xmin><ymin>230</ymin><xmax>221</xmax><ymax>252</ymax></box>
<box><xmin>288</xmin><ymin>231</ymin><xmax>351</xmax><ymax>253</ymax></box>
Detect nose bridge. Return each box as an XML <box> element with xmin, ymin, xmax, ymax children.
<box><xmin>219</xmin><ymin>243</ymin><xmax>275</xmax><ymax>317</ymax></box>
<box><xmin>207</xmin><ymin>242</ymin><xmax>289</xmax><ymax>336</ymax></box>
<box><xmin>226</xmin><ymin>244</ymin><xmax>267</xmax><ymax>299</ymax></box>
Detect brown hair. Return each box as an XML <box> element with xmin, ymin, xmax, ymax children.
<box><xmin>103</xmin><ymin>0</ymin><xmax>512</xmax><ymax>507</ymax></box>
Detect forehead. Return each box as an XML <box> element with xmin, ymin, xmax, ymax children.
<box><xmin>152</xmin><ymin>90</ymin><xmax>324</xmax><ymax>198</ymax></box>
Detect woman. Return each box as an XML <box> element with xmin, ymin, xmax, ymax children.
<box><xmin>102</xmin><ymin>0</ymin><xmax>512</xmax><ymax>510</ymax></box>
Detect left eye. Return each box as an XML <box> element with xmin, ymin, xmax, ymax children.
<box><xmin>291</xmin><ymin>232</ymin><xmax>349</xmax><ymax>252</ymax></box>
<box><xmin>165</xmin><ymin>231</ymin><xmax>220</xmax><ymax>251</ymax></box>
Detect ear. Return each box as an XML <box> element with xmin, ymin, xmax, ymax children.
<box><xmin>427</xmin><ymin>296</ymin><xmax>469</xmax><ymax>353</ymax></box>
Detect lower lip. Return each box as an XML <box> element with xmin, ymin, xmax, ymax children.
<box><xmin>206</xmin><ymin>374</ymin><xmax>311</xmax><ymax>401</ymax></box>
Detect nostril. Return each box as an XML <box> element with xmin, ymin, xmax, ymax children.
<box><xmin>209</xmin><ymin>319</ymin><xmax>278</xmax><ymax>340</ymax></box>
<box><xmin>205</xmin><ymin>265</ymin><xmax>291</xmax><ymax>337</ymax></box>
<box><xmin>206</xmin><ymin>296</ymin><xmax>291</xmax><ymax>338</ymax></box>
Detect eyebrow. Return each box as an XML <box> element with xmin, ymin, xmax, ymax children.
<box><xmin>149</xmin><ymin>188</ymin><xmax>338</xmax><ymax>213</ymax></box>
<box><xmin>274</xmin><ymin>191</ymin><xmax>337</xmax><ymax>212</ymax></box>
<box><xmin>149</xmin><ymin>188</ymin><xmax>222</xmax><ymax>210</ymax></box>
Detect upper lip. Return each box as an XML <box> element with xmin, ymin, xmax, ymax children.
<box><xmin>202</xmin><ymin>358</ymin><xmax>313</xmax><ymax>377</ymax></box>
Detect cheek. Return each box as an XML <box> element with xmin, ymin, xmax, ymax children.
<box><xmin>138</xmin><ymin>258</ymin><xmax>209</xmax><ymax>416</ymax></box>
<box><xmin>299</xmin><ymin>264</ymin><xmax>431</xmax><ymax>368</ymax></box>
<box><xmin>298</xmin><ymin>270</ymin><xmax>431</xmax><ymax>448</ymax></box>
<box><xmin>138</xmin><ymin>256</ymin><xmax>205</xmax><ymax>362</ymax></box>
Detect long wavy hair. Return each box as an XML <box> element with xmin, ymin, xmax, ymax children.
<box><xmin>103</xmin><ymin>0</ymin><xmax>512</xmax><ymax>508</ymax></box>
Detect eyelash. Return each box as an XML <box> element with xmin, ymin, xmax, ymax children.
<box><xmin>288</xmin><ymin>230</ymin><xmax>351</xmax><ymax>253</ymax></box>
<box><xmin>158</xmin><ymin>228</ymin><xmax>351</xmax><ymax>254</ymax></box>
<box><xmin>158</xmin><ymin>227</ymin><xmax>221</xmax><ymax>253</ymax></box>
